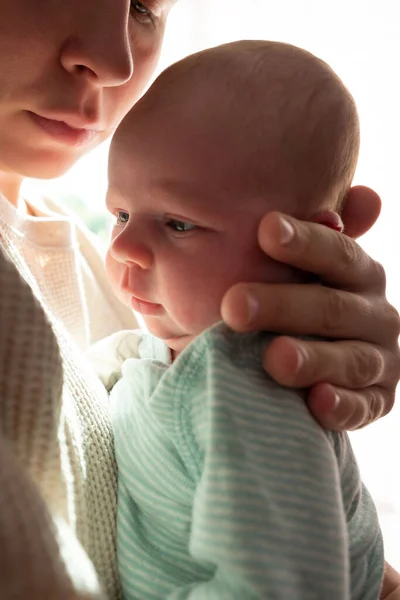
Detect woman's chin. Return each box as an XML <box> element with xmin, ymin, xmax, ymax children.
<box><xmin>1</xmin><ymin>136</ymin><xmax>98</xmax><ymax>181</ymax></box>
<box><xmin>13</xmin><ymin>150</ymin><xmax>87</xmax><ymax>180</ymax></box>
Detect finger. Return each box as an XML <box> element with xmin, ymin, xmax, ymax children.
<box><xmin>307</xmin><ymin>383</ymin><xmax>391</xmax><ymax>431</ymax></box>
<box><xmin>380</xmin><ymin>562</ymin><xmax>400</xmax><ymax>600</ymax></box>
<box><xmin>381</xmin><ymin>586</ymin><xmax>400</xmax><ymax>600</ymax></box>
<box><xmin>341</xmin><ymin>185</ymin><xmax>381</xmax><ymax>240</ymax></box>
<box><xmin>221</xmin><ymin>282</ymin><xmax>398</xmax><ymax>346</ymax></box>
<box><xmin>263</xmin><ymin>338</ymin><xmax>387</xmax><ymax>389</ymax></box>
<box><xmin>257</xmin><ymin>211</ymin><xmax>386</xmax><ymax>293</ymax></box>
<box><xmin>263</xmin><ymin>336</ymin><xmax>397</xmax><ymax>431</ymax></box>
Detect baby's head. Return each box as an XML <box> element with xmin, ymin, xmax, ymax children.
<box><xmin>106</xmin><ymin>40</ymin><xmax>359</xmax><ymax>353</ymax></box>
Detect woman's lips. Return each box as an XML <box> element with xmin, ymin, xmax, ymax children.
<box><xmin>130</xmin><ymin>296</ymin><xmax>163</xmax><ymax>316</ymax></box>
<box><xmin>28</xmin><ymin>111</ymin><xmax>99</xmax><ymax>147</ymax></box>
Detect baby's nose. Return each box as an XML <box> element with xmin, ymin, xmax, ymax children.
<box><xmin>110</xmin><ymin>230</ymin><xmax>153</xmax><ymax>270</ymax></box>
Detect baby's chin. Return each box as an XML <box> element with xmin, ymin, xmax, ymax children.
<box><xmin>143</xmin><ymin>318</ymin><xmax>195</xmax><ymax>353</ymax></box>
<box><xmin>165</xmin><ymin>335</ymin><xmax>198</xmax><ymax>356</ymax></box>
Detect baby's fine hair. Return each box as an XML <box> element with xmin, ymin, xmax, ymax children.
<box><xmin>150</xmin><ymin>40</ymin><xmax>360</xmax><ymax>215</ymax></box>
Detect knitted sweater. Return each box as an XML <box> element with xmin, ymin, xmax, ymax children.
<box><xmin>0</xmin><ymin>193</ymin><xmax>138</xmax><ymax>599</ymax></box>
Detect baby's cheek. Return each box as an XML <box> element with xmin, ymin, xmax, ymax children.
<box><xmin>265</xmin><ymin>261</ymin><xmax>307</xmax><ymax>284</ymax></box>
<box><xmin>238</xmin><ymin>249</ymin><xmax>301</xmax><ymax>283</ymax></box>
<box><xmin>164</xmin><ymin>257</ymin><xmax>236</xmax><ymax>333</ymax></box>
<box><xmin>105</xmin><ymin>252</ymin><xmax>128</xmax><ymax>305</ymax></box>
<box><xmin>174</xmin><ymin>285</ymin><xmax>224</xmax><ymax>333</ymax></box>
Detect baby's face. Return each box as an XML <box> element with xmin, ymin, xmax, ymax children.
<box><xmin>106</xmin><ymin>103</ymin><xmax>297</xmax><ymax>353</ymax></box>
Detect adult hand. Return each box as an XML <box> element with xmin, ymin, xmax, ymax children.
<box><xmin>221</xmin><ymin>186</ymin><xmax>400</xmax><ymax>431</ymax></box>
<box><xmin>381</xmin><ymin>562</ymin><xmax>400</xmax><ymax>600</ymax></box>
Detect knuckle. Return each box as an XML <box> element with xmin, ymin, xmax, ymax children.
<box><xmin>369</xmin><ymin>259</ymin><xmax>387</xmax><ymax>291</ymax></box>
<box><xmin>393</xmin><ymin>348</ymin><xmax>400</xmax><ymax>381</ymax></box>
<box><xmin>320</xmin><ymin>288</ymin><xmax>348</xmax><ymax>336</ymax></box>
<box><xmin>365</xmin><ymin>390</ymin><xmax>383</xmax><ymax>424</ymax></box>
<box><xmin>336</xmin><ymin>234</ymin><xmax>360</xmax><ymax>273</ymax></box>
<box><xmin>345</xmin><ymin>345</ymin><xmax>384</xmax><ymax>388</ymax></box>
<box><xmin>332</xmin><ymin>391</ymin><xmax>360</xmax><ymax>431</ymax></box>
<box><xmin>386</xmin><ymin>302</ymin><xmax>400</xmax><ymax>340</ymax></box>
<box><xmin>384</xmin><ymin>352</ymin><xmax>400</xmax><ymax>396</ymax></box>
<box><xmin>381</xmin><ymin>388</ymin><xmax>396</xmax><ymax>418</ymax></box>
<box><xmin>353</xmin><ymin>389</ymin><xmax>386</xmax><ymax>430</ymax></box>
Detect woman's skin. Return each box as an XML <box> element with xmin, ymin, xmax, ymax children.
<box><xmin>1</xmin><ymin>0</ymin><xmax>398</xmax><ymax>433</ymax></box>
<box><xmin>0</xmin><ymin>0</ymin><xmax>174</xmax><ymax>191</ymax></box>
<box><xmin>223</xmin><ymin>191</ymin><xmax>400</xmax><ymax>432</ymax></box>
<box><xmin>0</xmin><ymin>0</ymin><xmax>399</xmax><ymax>594</ymax></box>
<box><xmin>381</xmin><ymin>563</ymin><xmax>400</xmax><ymax>600</ymax></box>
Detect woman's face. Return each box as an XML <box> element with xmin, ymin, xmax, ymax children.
<box><xmin>0</xmin><ymin>0</ymin><xmax>173</xmax><ymax>179</ymax></box>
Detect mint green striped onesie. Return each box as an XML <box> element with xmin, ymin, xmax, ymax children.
<box><xmin>110</xmin><ymin>323</ymin><xmax>383</xmax><ymax>599</ymax></box>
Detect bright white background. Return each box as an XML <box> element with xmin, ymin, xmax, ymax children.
<box><xmin>25</xmin><ymin>0</ymin><xmax>400</xmax><ymax>567</ymax></box>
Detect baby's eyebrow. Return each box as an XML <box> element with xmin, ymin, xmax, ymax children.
<box><xmin>152</xmin><ymin>177</ymin><xmax>197</xmax><ymax>199</ymax></box>
<box><xmin>147</xmin><ymin>184</ymin><xmax>219</xmax><ymax>227</ymax></box>
<box><xmin>149</xmin><ymin>179</ymin><xmax>198</xmax><ymax>207</ymax></box>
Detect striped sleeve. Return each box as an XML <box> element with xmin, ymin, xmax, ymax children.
<box><xmin>110</xmin><ymin>325</ymin><xmax>383</xmax><ymax>600</ymax></box>
<box><xmin>166</xmin><ymin>329</ymin><xmax>350</xmax><ymax>599</ymax></box>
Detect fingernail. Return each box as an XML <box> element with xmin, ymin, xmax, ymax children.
<box><xmin>245</xmin><ymin>292</ymin><xmax>259</xmax><ymax>324</ymax></box>
<box><xmin>279</xmin><ymin>217</ymin><xmax>295</xmax><ymax>244</ymax></box>
<box><xmin>294</xmin><ymin>344</ymin><xmax>307</xmax><ymax>373</ymax></box>
<box><xmin>331</xmin><ymin>391</ymin><xmax>341</xmax><ymax>412</ymax></box>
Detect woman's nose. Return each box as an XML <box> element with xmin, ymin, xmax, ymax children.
<box><xmin>60</xmin><ymin>3</ymin><xmax>133</xmax><ymax>87</ymax></box>
<box><xmin>110</xmin><ymin>227</ymin><xmax>153</xmax><ymax>270</ymax></box>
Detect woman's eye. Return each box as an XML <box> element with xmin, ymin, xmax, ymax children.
<box><xmin>130</xmin><ymin>1</ymin><xmax>155</xmax><ymax>25</ymax></box>
<box><xmin>115</xmin><ymin>211</ymin><xmax>130</xmax><ymax>226</ymax></box>
<box><xmin>166</xmin><ymin>219</ymin><xmax>197</xmax><ymax>233</ymax></box>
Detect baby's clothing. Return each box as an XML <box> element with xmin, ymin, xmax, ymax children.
<box><xmin>109</xmin><ymin>323</ymin><xmax>384</xmax><ymax>600</ymax></box>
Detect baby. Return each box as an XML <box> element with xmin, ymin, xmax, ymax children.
<box><xmin>102</xmin><ymin>41</ymin><xmax>384</xmax><ymax>599</ymax></box>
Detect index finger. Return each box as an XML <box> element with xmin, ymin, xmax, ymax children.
<box><xmin>258</xmin><ymin>212</ymin><xmax>386</xmax><ymax>294</ymax></box>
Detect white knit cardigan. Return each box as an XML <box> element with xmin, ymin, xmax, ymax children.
<box><xmin>0</xmin><ymin>195</ymin><xmax>138</xmax><ymax>599</ymax></box>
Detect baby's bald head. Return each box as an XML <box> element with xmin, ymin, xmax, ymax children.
<box><xmin>112</xmin><ymin>40</ymin><xmax>360</xmax><ymax>218</ymax></box>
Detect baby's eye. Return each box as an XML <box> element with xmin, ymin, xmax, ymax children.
<box><xmin>166</xmin><ymin>219</ymin><xmax>197</xmax><ymax>233</ymax></box>
<box><xmin>114</xmin><ymin>211</ymin><xmax>130</xmax><ymax>226</ymax></box>
<box><xmin>130</xmin><ymin>1</ymin><xmax>155</xmax><ymax>25</ymax></box>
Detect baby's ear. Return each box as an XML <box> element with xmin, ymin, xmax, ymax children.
<box><xmin>310</xmin><ymin>210</ymin><xmax>344</xmax><ymax>233</ymax></box>
<box><xmin>310</xmin><ymin>185</ymin><xmax>382</xmax><ymax>239</ymax></box>
<box><xmin>339</xmin><ymin>185</ymin><xmax>381</xmax><ymax>239</ymax></box>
